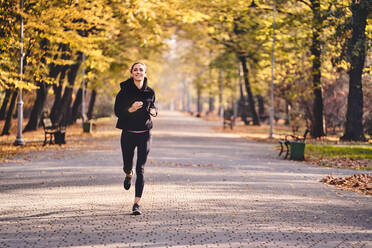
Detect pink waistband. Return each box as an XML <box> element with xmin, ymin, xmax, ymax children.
<box><xmin>127</xmin><ymin>130</ymin><xmax>148</xmax><ymax>133</ymax></box>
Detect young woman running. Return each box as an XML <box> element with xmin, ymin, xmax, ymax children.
<box><xmin>114</xmin><ymin>62</ymin><xmax>157</xmax><ymax>215</ymax></box>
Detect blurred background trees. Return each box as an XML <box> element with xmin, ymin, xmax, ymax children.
<box><xmin>0</xmin><ymin>0</ymin><xmax>371</xmax><ymax>141</ymax></box>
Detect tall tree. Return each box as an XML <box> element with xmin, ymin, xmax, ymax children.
<box><xmin>204</xmin><ymin>2</ymin><xmax>263</xmax><ymax>125</ymax></box>
<box><xmin>50</xmin><ymin>69</ymin><xmax>66</xmax><ymax>123</ymax></box>
<box><xmin>23</xmin><ymin>80</ymin><xmax>51</xmax><ymax>131</ymax></box>
<box><xmin>1</xmin><ymin>90</ymin><xmax>17</xmax><ymax>135</ymax></box>
<box><xmin>59</xmin><ymin>52</ymin><xmax>82</xmax><ymax>125</ymax></box>
<box><xmin>239</xmin><ymin>55</ymin><xmax>260</xmax><ymax>125</ymax></box>
<box><xmin>71</xmin><ymin>87</ymin><xmax>83</xmax><ymax>123</ymax></box>
<box><xmin>309</xmin><ymin>0</ymin><xmax>325</xmax><ymax>138</ymax></box>
<box><xmin>341</xmin><ymin>0</ymin><xmax>370</xmax><ymax>141</ymax></box>
<box><xmin>87</xmin><ymin>89</ymin><xmax>96</xmax><ymax>120</ymax></box>
<box><xmin>0</xmin><ymin>89</ymin><xmax>12</xmax><ymax>120</ymax></box>
<box><xmin>23</xmin><ymin>40</ymin><xmax>61</xmax><ymax>132</ymax></box>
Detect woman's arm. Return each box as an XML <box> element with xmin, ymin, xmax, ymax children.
<box><xmin>114</xmin><ymin>90</ymin><xmax>132</xmax><ymax>118</ymax></box>
<box><xmin>149</xmin><ymin>92</ymin><xmax>158</xmax><ymax>117</ymax></box>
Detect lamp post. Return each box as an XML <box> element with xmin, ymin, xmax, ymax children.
<box><xmin>14</xmin><ymin>0</ymin><xmax>25</xmax><ymax>146</ymax></box>
<box><xmin>269</xmin><ymin>0</ymin><xmax>276</xmax><ymax>139</ymax></box>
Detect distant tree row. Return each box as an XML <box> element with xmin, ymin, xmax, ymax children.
<box><xmin>0</xmin><ymin>0</ymin><xmax>178</xmax><ymax>135</ymax></box>
<box><xmin>172</xmin><ymin>0</ymin><xmax>371</xmax><ymax>141</ymax></box>
<box><xmin>0</xmin><ymin>0</ymin><xmax>370</xmax><ymax>141</ymax></box>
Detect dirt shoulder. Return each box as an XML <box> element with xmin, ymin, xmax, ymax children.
<box><xmin>0</xmin><ymin>117</ymin><xmax>119</xmax><ymax>163</ymax></box>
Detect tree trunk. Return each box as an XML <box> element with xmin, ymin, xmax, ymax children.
<box><xmin>57</xmin><ymin>87</ymin><xmax>72</xmax><ymax>126</ymax></box>
<box><xmin>23</xmin><ymin>81</ymin><xmax>51</xmax><ymax>132</ymax></box>
<box><xmin>71</xmin><ymin>88</ymin><xmax>82</xmax><ymax>124</ymax></box>
<box><xmin>1</xmin><ymin>90</ymin><xmax>18</xmax><ymax>135</ymax></box>
<box><xmin>208</xmin><ymin>94</ymin><xmax>215</xmax><ymax>114</ymax></box>
<box><xmin>239</xmin><ymin>55</ymin><xmax>260</xmax><ymax>125</ymax></box>
<box><xmin>238</xmin><ymin>80</ymin><xmax>249</xmax><ymax>125</ymax></box>
<box><xmin>257</xmin><ymin>95</ymin><xmax>265</xmax><ymax>120</ymax></box>
<box><xmin>58</xmin><ymin>54</ymin><xmax>82</xmax><ymax>125</ymax></box>
<box><xmin>196</xmin><ymin>87</ymin><xmax>203</xmax><ymax>116</ymax></box>
<box><xmin>310</xmin><ymin>0</ymin><xmax>325</xmax><ymax>138</ymax></box>
<box><xmin>341</xmin><ymin>0</ymin><xmax>368</xmax><ymax>141</ymax></box>
<box><xmin>50</xmin><ymin>75</ymin><xmax>64</xmax><ymax>124</ymax></box>
<box><xmin>0</xmin><ymin>89</ymin><xmax>11</xmax><ymax>120</ymax></box>
<box><xmin>87</xmin><ymin>89</ymin><xmax>96</xmax><ymax>120</ymax></box>
<box><xmin>186</xmin><ymin>89</ymin><xmax>191</xmax><ymax>113</ymax></box>
<box><xmin>51</xmin><ymin>43</ymin><xmax>70</xmax><ymax>123</ymax></box>
<box><xmin>218</xmin><ymin>69</ymin><xmax>224</xmax><ymax>118</ymax></box>
<box><xmin>181</xmin><ymin>76</ymin><xmax>188</xmax><ymax>112</ymax></box>
<box><xmin>24</xmin><ymin>63</ymin><xmax>61</xmax><ymax>131</ymax></box>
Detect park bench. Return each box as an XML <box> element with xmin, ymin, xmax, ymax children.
<box><xmin>223</xmin><ymin>109</ymin><xmax>235</xmax><ymax>130</ymax></box>
<box><xmin>278</xmin><ymin>129</ymin><xmax>309</xmax><ymax>161</ymax></box>
<box><xmin>41</xmin><ymin>116</ymin><xmax>66</xmax><ymax>146</ymax></box>
<box><xmin>223</xmin><ymin>116</ymin><xmax>235</xmax><ymax>129</ymax></box>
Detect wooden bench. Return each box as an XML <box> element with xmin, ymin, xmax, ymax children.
<box><xmin>41</xmin><ymin>117</ymin><xmax>66</xmax><ymax>146</ymax></box>
<box><xmin>223</xmin><ymin>109</ymin><xmax>235</xmax><ymax>130</ymax></box>
<box><xmin>223</xmin><ymin>116</ymin><xmax>235</xmax><ymax>129</ymax></box>
<box><xmin>278</xmin><ymin>129</ymin><xmax>309</xmax><ymax>160</ymax></box>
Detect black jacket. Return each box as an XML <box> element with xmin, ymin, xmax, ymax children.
<box><xmin>114</xmin><ymin>77</ymin><xmax>156</xmax><ymax>130</ymax></box>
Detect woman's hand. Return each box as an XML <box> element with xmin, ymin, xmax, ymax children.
<box><xmin>149</xmin><ymin>108</ymin><xmax>157</xmax><ymax>117</ymax></box>
<box><xmin>128</xmin><ymin>101</ymin><xmax>143</xmax><ymax>113</ymax></box>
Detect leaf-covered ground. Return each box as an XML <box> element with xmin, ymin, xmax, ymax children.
<box><xmin>308</xmin><ymin>156</ymin><xmax>371</xmax><ymax>195</ymax></box>
<box><xmin>320</xmin><ymin>174</ymin><xmax>372</xmax><ymax>195</ymax></box>
<box><xmin>307</xmin><ymin>156</ymin><xmax>372</xmax><ymax>170</ymax></box>
<box><xmin>209</xmin><ymin>118</ymin><xmax>372</xmax><ymax>196</ymax></box>
<box><xmin>0</xmin><ymin>118</ymin><xmax>119</xmax><ymax>162</ymax></box>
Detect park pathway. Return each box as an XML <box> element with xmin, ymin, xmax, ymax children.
<box><xmin>0</xmin><ymin>111</ymin><xmax>371</xmax><ymax>248</ymax></box>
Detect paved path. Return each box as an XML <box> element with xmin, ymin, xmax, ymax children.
<box><xmin>0</xmin><ymin>111</ymin><xmax>371</xmax><ymax>248</ymax></box>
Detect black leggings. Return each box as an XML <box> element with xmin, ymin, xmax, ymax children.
<box><xmin>121</xmin><ymin>130</ymin><xmax>151</xmax><ymax>198</ymax></box>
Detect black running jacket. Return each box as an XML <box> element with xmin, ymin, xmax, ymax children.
<box><xmin>114</xmin><ymin>77</ymin><xmax>156</xmax><ymax>130</ymax></box>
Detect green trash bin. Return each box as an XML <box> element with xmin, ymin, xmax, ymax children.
<box><xmin>83</xmin><ymin>121</ymin><xmax>92</xmax><ymax>133</ymax></box>
<box><xmin>289</xmin><ymin>141</ymin><xmax>305</xmax><ymax>161</ymax></box>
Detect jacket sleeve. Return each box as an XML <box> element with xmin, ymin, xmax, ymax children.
<box><xmin>149</xmin><ymin>91</ymin><xmax>158</xmax><ymax>117</ymax></box>
<box><xmin>114</xmin><ymin>89</ymin><xmax>131</xmax><ymax>118</ymax></box>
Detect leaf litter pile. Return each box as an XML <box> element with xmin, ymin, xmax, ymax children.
<box><xmin>308</xmin><ymin>156</ymin><xmax>371</xmax><ymax>170</ymax></box>
<box><xmin>320</xmin><ymin>174</ymin><xmax>372</xmax><ymax>195</ymax></box>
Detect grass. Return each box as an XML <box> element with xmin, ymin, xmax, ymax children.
<box><xmin>305</xmin><ymin>144</ymin><xmax>372</xmax><ymax>160</ymax></box>
<box><xmin>203</xmin><ymin>114</ymin><xmax>372</xmax><ymax>170</ymax></box>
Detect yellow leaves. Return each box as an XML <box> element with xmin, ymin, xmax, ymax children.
<box><xmin>2</xmin><ymin>76</ymin><xmax>38</xmax><ymax>90</ymax></box>
<box><xmin>86</xmin><ymin>51</ymin><xmax>111</xmax><ymax>73</ymax></box>
<box><xmin>207</xmin><ymin>26</ymin><xmax>216</xmax><ymax>34</ymax></box>
<box><xmin>182</xmin><ymin>9</ymin><xmax>209</xmax><ymax>24</ymax></box>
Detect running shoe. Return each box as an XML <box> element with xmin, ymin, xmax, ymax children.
<box><xmin>132</xmin><ymin>203</ymin><xmax>141</xmax><ymax>215</ymax></box>
<box><xmin>123</xmin><ymin>172</ymin><xmax>132</xmax><ymax>190</ymax></box>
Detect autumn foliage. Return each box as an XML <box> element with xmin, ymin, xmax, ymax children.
<box><xmin>321</xmin><ymin>174</ymin><xmax>372</xmax><ymax>195</ymax></box>
<box><xmin>0</xmin><ymin>0</ymin><xmax>371</xmax><ymax>141</ymax></box>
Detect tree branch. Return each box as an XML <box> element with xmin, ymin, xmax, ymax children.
<box><xmin>296</xmin><ymin>0</ymin><xmax>311</xmax><ymax>9</ymax></box>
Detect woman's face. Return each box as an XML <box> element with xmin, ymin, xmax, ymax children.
<box><xmin>131</xmin><ymin>63</ymin><xmax>146</xmax><ymax>82</ymax></box>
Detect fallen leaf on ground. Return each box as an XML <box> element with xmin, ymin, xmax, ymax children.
<box><xmin>308</xmin><ymin>157</ymin><xmax>371</xmax><ymax>171</ymax></box>
<box><xmin>320</xmin><ymin>174</ymin><xmax>372</xmax><ymax>195</ymax></box>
